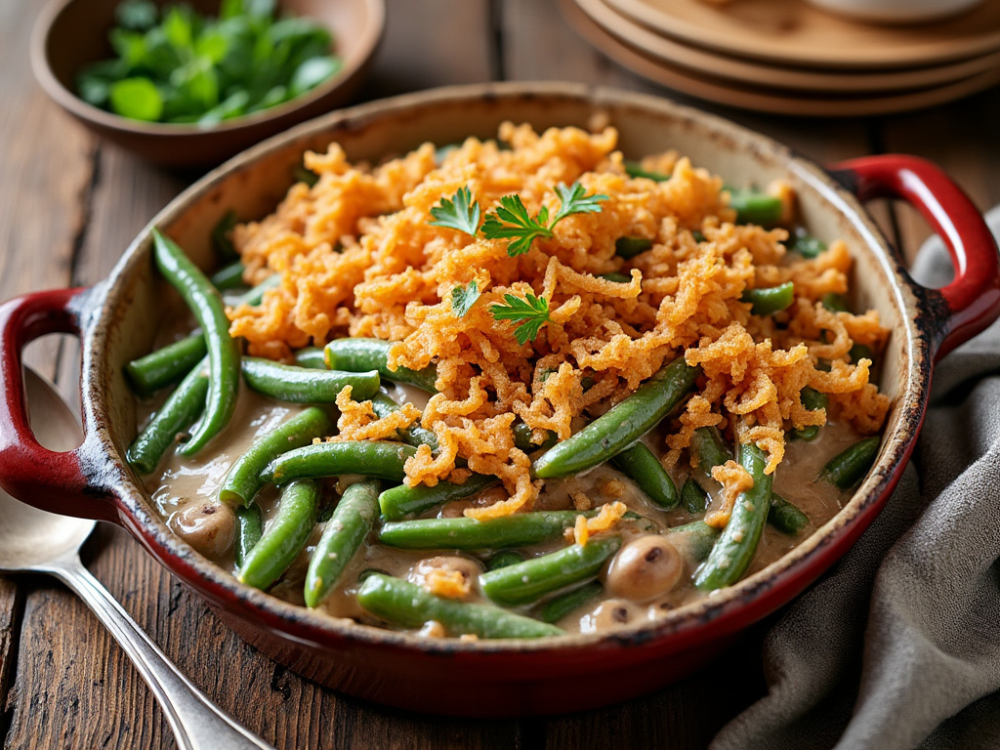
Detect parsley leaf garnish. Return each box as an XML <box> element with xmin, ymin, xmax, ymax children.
<box><xmin>481</xmin><ymin>195</ymin><xmax>552</xmax><ymax>257</ymax></box>
<box><xmin>481</xmin><ymin>181</ymin><xmax>609</xmax><ymax>257</ymax></box>
<box><xmin>552</xmin><ymin>181</ymin><xmax>608</xmax><ymax>223</ymax></box>
<box><xmin>490</xmin><ymin>293</ymin><xmax>551</xmax><ymax>345</ymax></box>
<box><xmin>429</xmin><ymin>186</ymin><xmax>481</xmax><ymax>236</ymax></box>
<box><xmin>451</xmin><ymin>280</ymin><xmax>481</xmax><ymax>317</ymax></box>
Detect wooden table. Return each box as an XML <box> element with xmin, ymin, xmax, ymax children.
<box><xmin>1</xmin><ymin>1</ymin><xmax>998</xmax><ymax>747</ymax></box>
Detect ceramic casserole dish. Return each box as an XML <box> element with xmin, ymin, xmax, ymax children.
<box><xmin>1</xmin><ymin>82</ymin><xmax>997</xmax><ymax>717</ymax></box>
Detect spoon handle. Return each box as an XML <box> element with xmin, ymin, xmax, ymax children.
<box><xmin>50</xmin><ymin>556</ymin><xmax>274</xmax><ymax>750</ymax></box>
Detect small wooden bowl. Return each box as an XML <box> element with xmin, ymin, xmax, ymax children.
<box><xmin>30</xmin><ymin>0</ymin><xmax>385</xmax><ymax>168</ymax></box>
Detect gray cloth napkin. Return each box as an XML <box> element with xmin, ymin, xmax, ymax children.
<box><xmin>711</xmin><ymin>206</ymin><xmax>1000</xmax><ymax>750</ymax></box>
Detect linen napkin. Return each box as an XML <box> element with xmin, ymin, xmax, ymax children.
<box><xmin>711</xmin><ymin>206</ymin><xmax>1000</xmax><ymax>750</ymax></box>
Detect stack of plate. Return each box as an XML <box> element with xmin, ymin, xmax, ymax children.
<box><xmin>560</xmin><ymin>0</ymin><xmax>1000</xmax><ymax>116</ymax></box>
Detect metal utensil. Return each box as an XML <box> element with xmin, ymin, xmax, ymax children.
<box><xmin>0</xmin><ymin>368</ymin><xmax>273</xmax><ymax>750</ymax></box>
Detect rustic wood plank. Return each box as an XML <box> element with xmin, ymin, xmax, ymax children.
<box><xmin>0</xmin><ymin>0</ymin><xmax>94</xmax><ymax>379</ymax></box>
<box><xmin>365</xmin><ymin>0</ymin><xmax>494</xmax><ymax>98</ymax></box>
<box><xmin>332</xmin><ymin>697</ymin><xmax>521</xmax><ymax>750</ymax></box>
<box><xmin>0</xmin><ymin>579</ymin><xmax>24</xmax><ymax>742</ymax></box>
<box><xmin>542</xmin><ymin>626</ymin><xmax>768</xmax><ymax>750</ymax></box>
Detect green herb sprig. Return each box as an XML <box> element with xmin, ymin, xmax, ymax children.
<box><xmin>481</xmin><ymin>181</ymin><xmax>608</xmax><ymax>257</ymax></box>
<box><xmin>429</xmin><ymin>186</ymin><xmax>481</xmax><ymax>236</ymax></box>
<box><xmin>451</xmin><ymin>281</ymin><xmax>481</xmax><ymax>318</ymax></box>
<box><xmin>490</xmin><ymin>293</ymin><xmax>551</xmax><ymax>345</ymax></box>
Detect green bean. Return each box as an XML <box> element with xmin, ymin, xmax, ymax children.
<box><xmin>294</xmin><ymin>347</ymin><xmax>327</xmax><ymax>369</ymax></box>
<box><xmin>125</xmin><ymin>334</ymin><xmax>208</xmax><ymax>397</ymax></box>
<box><xmin>261</xmin><ymin>441</ymin><xmax>417</xmax><ymax>485</ymax></box>
<box><xmin>124</xmin><ymin>275</ymin><xmax>278</xmax><ymax>398</ymax></box>
<box><xmin>681</xmin><ymin>478</ymin><xmax>708</xmax><ymax>515</ymax></box>
<box><xmin>688</xmin><ymin>427</ymin><xmax>809</xmax><ymax>537</ymax></box>
<box><xmin>624</xmin><ymin>162</ymin><xmax>669</xmax><ymax>182</ymax></box>
<box><xmin>769</xmin><ymin>494</ymin><xmax>809</xmax><ymax>535</ymax></box>
<box><xmin>379</xmin><ymin>510</ymin><xmax>600</xmax><ymax>551</ymax></box>
<box><xmin>849</xmin><ymin>343</ymin><xmax>874</xmax><ymax>364</ymax></box>
<box><xmin>242</xmin><ymin>357</ymin><xmax>380</xmax><ymax>403</ymax></box>
<box><xmin>480</xmin><ymin>537</ymin><xmax>621</xmax><ymax>607</ymax></box>
<box><xmin>370</xmin><ymin>392</ymin><xmax>440</xmax><ymax>452</ymax></box>
<box><xmin>668</xmin><ymin>521</ymin><xmax>719</xmax><ymax>563</ymax></box>
<box><xmin>356</xmin><ymin>573</ymin><xmax>564</xmax><ymax>639</ymax></box>
<box><xmin>615</xmin><ymin>236</ymin><xmax>653</xmax><ymax>259</ymax></box>
<box><xmin>357</xmin><ymin>567</ymin><xmax>388</xmax><ymax>583</ymax></box>
<box><xmin>239</xmin><ymin>479</ymin><xmax>320</xmax><ymax>590</ymax></box>
<box><xmin>304</xmin><ymin>479</ymin><xmax>380</xmax><ymax>608</ymax></box>
<box><xmin>820</xmin><ymin>437</ymin><xmax>880</xmax><ymax>489</ymax></box>
<box><xmin>742</xmin><ymin>282</ymin><xmax>794</xmax><ymax>316</ymax></box>
<box><xmin>220</xmin><ymin>407</ymin><xmax>334</xmax><ymax>506</ymax></box>
<box><xmin>599</xmin><ymin>272</ymin><xmax>631</xmax><ymax>283</ymax></box>
<box><xmin>324</xmin><ymin>338</ymin><xmax>438</xmax><ymax>393</ymax></box>
<box><xmin>211</xmin><ymin>210</ymin><xmax>240</xmax><ymax>263</ymax></box>
<box><xmin>512</xmin><ymin>422</ymin><xmax>557</xmax><ymax>453</ymax></box>
<box><xmin>792</xmin><ymin>387</ymin><xmax>828</xmax><ymax>441</ymax></box>
<box><xmin>533</xmin><ymin>357</ymin><xmax>699</xmax><ymax>480</ymax></box>
<box><xmin>789</xmin><ymin>231</ymin><xmax>826</xmax><ymax>259</ymax></box>
<box><xmin>126</xmin><ymin>358</ymin><xmax>209</xmax><ymax>474</ymax></box>
<box><xmin>152</xmin><ymin>228</ymin><xmax>240</xmax><ymax>456</ymax></box>
<box><xmin>821</xmin><ymin>292</ymin><xmax>849</xmax><ymax>313</ymax></box>
<box><xmin>378</xmin><ymin>473</ymin><xmax>499</xmax><ymax>521</ymax></box>
<box><xmin>234</xmin><ymin>504</ymin><xmax>263</xmax><ymax>568</ymax></box>
<box><xmin>695</xmin><ymin>441</ymin><xmax>773</xmax><ymax>590</ymax></box>
<box><xmin>610</xmin><ymin>442</ymin><xmax>678</xmax><ymax>509</ymax></box>
<box><xmin>690</xmin><ymin>426</ymin><xmax>732</xmax><ymax>475</ymax></box>
<box><xmin>725</xmin><ymin>187</ymin><xmax>783</xmax><ymax>226</ymax></box>
<box><xmin>486</xmin><ymin>551</ymin><xmax>525</xmax><ymax>571</ymax></box>
<box><xmin>538</xmin><ymin>581</ymin><xmax>602</xmax><ymax>624</ymax></box>
<box><xmin>210</xmin><ymin>260</ymin><xmax>246</xmax><ymax>290</ymax></box>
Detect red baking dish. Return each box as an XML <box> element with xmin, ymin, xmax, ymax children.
<box><xmin>0</xmin><ymin>83</ymin><xmax>996</xmax><ymax>716</ymax></box>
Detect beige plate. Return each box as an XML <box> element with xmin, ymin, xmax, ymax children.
<box><xmin>579</xmin><ymin>0</ymin><xmax>1000</xmax><ymax>93</ymax></box>
<box><xmin>561</xmin><ymin>0</ymin><xmax>1000</xmax><ymax>116</ymax></box>
<box><xmin>604</xmin><ymin>0</ymin><xmax>1000</xmax><ymax>70</ymax></box>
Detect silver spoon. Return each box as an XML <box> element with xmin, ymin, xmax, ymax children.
<box><xmin>0</xmin><ymin>368</ymin><xmax>274</xmax><ymax>750</ymax></box>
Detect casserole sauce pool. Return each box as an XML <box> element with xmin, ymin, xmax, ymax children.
<box><xmin>132</xmin><ymin>123</ymin><xmax>889</xmax><ymax>638</ymax></box>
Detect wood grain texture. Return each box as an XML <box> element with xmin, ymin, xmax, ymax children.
<box><xmin>0</xmin><ymin>0</ymin><xmax>94</xmax><ymax>381</ymax></box>
<box><xmin>0</xmin><ymin>579</ymin><xmax>24</xmax><ymax>739</ymax></box>
<box><xmin>366</xmin><ymin>0</ymin><xmax>494</xmax><ymax>98</ymax></box>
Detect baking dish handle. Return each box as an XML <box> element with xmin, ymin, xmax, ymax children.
<box><xmin>0</xmin><ymin>288</ymin><xmax>120</xmax><ymax>523</ymax></box>
<box><xmin>828</xmin><ymin>155</ymin><xmax>1000</xmax><ymax>361</ymax></box>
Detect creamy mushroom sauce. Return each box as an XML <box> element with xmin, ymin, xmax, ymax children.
<box><xmin>142</xmin><ymin>381</ymin><xmax>857</xmax><ymax>635</ymax></box>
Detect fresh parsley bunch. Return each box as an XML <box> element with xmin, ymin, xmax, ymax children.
<box><xmin>76</xmin><ymin>0</ymin><xmax>341</xmax><ymax>125</ymax></box>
